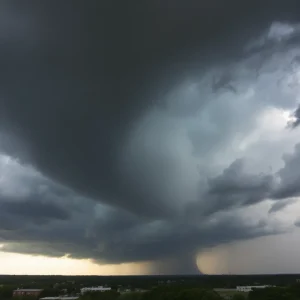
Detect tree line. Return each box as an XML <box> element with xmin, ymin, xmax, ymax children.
<box><xmin>80</xmin><ymin>287</ymin><xmax>222</xmax><ymax>300</ymax></box>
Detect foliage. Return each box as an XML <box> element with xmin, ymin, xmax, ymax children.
<box><xmin>119</xmin><ymin>292</ymin><xmax>143</xmax><ymax>300</ymax></box>
<box><xmin>2</xmin><ymin>275</ymin><xmax>300</xmax><ymax>300</ymax></box>
<box><xmin>1</xmin><ymin>274</ymin><xmax>300</xmax><ymax>290</ymax></box>
<box><xmin>248</xmin><ymin>286</ymin><xmax>300</xmax><ymax>300</ymax></box>
<box><xmin>0</xmin><ymin>286</ymin><xmax>15</xmax><ymax>300</ymax></box>
<box><xmin>231</xmin><ymin>294</ymin><xmax>246</xmax><ymax>300</ymax></box>
<box><xmin>142</xmin><ymin>286</ymin><xmax>221</xmax><ymax>300</ymax></box>
<box><xmin>80</xmin><ymin>291</ymin><xmax>120</xmax><ymax>300</ymax></box>
<box><xmin>13</xmin><ymin>296</ymin><xmax>37</xmax><ymax>300</ymax></box>
<box><xmin>39</xmin><ymin>288</ymin><xmax>60</xmax><ymax>298</ymax></box>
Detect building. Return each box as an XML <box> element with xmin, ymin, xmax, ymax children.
<box><xmin>80</xmin><ymin>287</ymin><xmax>111</xmax><ymax>294</ymax></box>
<box><xmin>13</xmin><ymin>289</ymin><xmax>43</xmax><ymax>298</ymax></box>
<box><xmin>117</xmin><ymin>288</ymin><xmax>131</xmax><ymax>293</ymax></box>
<box><xmin>236</xmin><ymin>286</ymin><xmax>270</xmax><ymax>292</ymax></box>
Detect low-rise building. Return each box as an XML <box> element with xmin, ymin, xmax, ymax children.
<box><xmin>13</xmin><ymin>289</ymin><xmax>43</xmax><ymax>298</ymax></box>
<box><xmin>236</xmin><ymin>286</ymin><xmax>270</xmax><ymax>292</ymax></box>
<box><xmin>80</xmin><ymin>287</ymin><xmax>111</xmax><ymax>295</ymax></box>
<box><xmin>117</xmin><ymin>288</ymin><xmax>131</xmax><ymax>293</ymax></box>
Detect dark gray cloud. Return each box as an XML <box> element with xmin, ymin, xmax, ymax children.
<box><xmin>290</xmin><ymin>104</ymin><xmax>300</xmax><ymax>128</ymax></box>
<box><xmin>269</xmin><ymin>199</ymin><xmax>297</xmax><ymax>214</ymax></box>
<box><xmin>187</xmin><ymin>159</ymin><xmax>275</xmax><ymax>217</ymax></box>
<box><xmin>0</xmin><ymin>149</ymin><xmax>294</xmax><ymax>272</ymax></box>
<box><xmin>0</xmin><ymin>203</ymin><xmax>280</xmax><ymax>270</ymax></box>
<box><xmin>0</xmin><ymin>200</ymin><xmax>70</xmax><ymax>223</ymax></box>
<box><xmin>0</xmin><ymin>0</ymin><xmax>299</xmax><ymax>217</ymax></box>
<box><xmin>207</xmin><ymin>159</ymin><xmax>274</xmax><ymax>205</ymax></box>
<box><xmin>295</xmin><ymin>219</ymin><xmax>300</xmax><ymax>227</ymax></box>
<box><xmin>273</xmin><ymin>143</ymin><xmax>300</xmax><ymax>199</ymax></box>
<box><xmin>0</xmin><ymin>154</ymin><xmax>283</xmax><ymax>270</ymax></box>
<box><xmin>0</xmin><ymin>0</ymin><xmax>300</xmax><ymax>274</ymax></box>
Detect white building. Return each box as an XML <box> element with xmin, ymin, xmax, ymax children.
<box><xmin>236</xmin><ymin>286</ymin><xmax>270</xmax><ymax>292</ymax></box>
<box><xmin>80</xmin><ymin>287</ymin><xmax>111</xmax><ymax>295</ymax></box>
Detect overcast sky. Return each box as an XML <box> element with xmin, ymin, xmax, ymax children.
<box><xmin>1</xmin><ymin>0</ymin><xmax>300</xmax><ymax>275</ymax></box>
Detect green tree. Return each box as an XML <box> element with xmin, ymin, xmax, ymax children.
<box><xmin>40</xmin><ymin>288</ymin><xmax>60</xmax><ymax>298</ymax></box>
<box><xmin>80</xmin><ymin>291</ymin><xmax>120</xmax><ymax>300</ymax></box>
<box><xmin>0</xmin><ymin>286</ymin><xmax>15</xmax><ymax>300</ymax></box>
<box><xmin>232</xmin><ymin>294</ymin><xmax>246</xmax><ymax>300</ymax></box>
<box><xmin>119</xmin><ymin>292</ymin><xmax>142</xmax><ymax>300</ymax></box>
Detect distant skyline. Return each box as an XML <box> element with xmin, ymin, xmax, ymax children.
<box><xmin>1</xmin><ymin>0</ymin><xmax>300</xmax><ymax>275</ymax></box>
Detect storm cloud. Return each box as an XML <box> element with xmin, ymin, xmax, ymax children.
<box><xmin>290</xmin><ymin>104</ymin><xmax>300</xmax><ymax>128</ymax></box>
<box><xmin>268</xmin><ymin>199</ymin><xmax>297</xmax><ymax>214</ymax></box>
<box><xmin>1</xmin><ymin>0</ymin><xmax>300</xmax><ymax>274</ymax></box>
<box><xmin>273</xmin><ymin>143</ymin><xmax>300</xmax><ymax>199</ymax></box>
<box><xmin>295</xmin><ymin>219</ymin><xmax>300</xmax><ymax>227</ymax></box>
